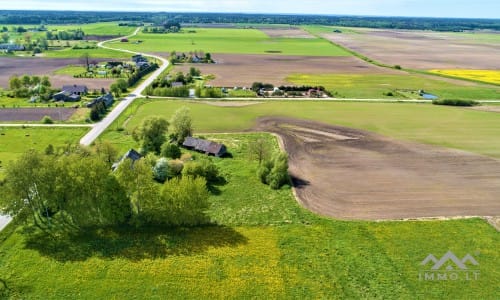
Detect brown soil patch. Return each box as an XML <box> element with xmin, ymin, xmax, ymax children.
<box><xmin>0</xmin><ymin>57</ymin><xmax>115</xmax><ymax>90</ymax></box>
<box><xmin>254</xmin><ymin>117</ymin><xmax>500</xmax><ymax>220</ymax></box>
<box><xmin>470</xmin><ymin>105</ymin><xmax>500</xmax><ymax>113</ymax></box>
<box><xmin>322</xmin><ymin>29</ymin><xmax>500</xmax><ymax>70</ymax></box>
<box><xmin>260</xmin><ymin>28</ymin><xmax>315</xmax><ymax>39</ymax></box>
<box><xmin>172</xmin><ymin>53</ymin><xmax>398</xmax><ymax>87</ymax></box>
<box><xmin>0</xmin><ymin>108</ymin><xmax>77</xmax><ymax>122</ymax></box>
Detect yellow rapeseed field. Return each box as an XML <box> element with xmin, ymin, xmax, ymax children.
<box><xmin>430</xmin><ymin>69</ymin><xmax>500</xmax><ymax>85</ymax></box>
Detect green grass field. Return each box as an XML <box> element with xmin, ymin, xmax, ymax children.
<box><xmin>287</xmin><ymin>74</ymin><xmax>500</xmax><ymax>100</ymax></box>
<box><xmin>0</xmin><ymin>133</ymin><xmax>498</xmax><ymax>299</ymax></box>
<box><xmin>0</xmin><ymin>127</ymin><xmax>87</xmax><ymax>179</ymax></box>
<box><xmin>106</xmin><ymin>28</ymin><xmax>351</xmax><ymax>56</ymax></box>
<box><xmin>113</xmin><ymin>100</ymin><xmax>500</xmax><ymax>158</ymax></box>
<box><xmin>43</xmin><ymin>47</ymin><xmax>131</xmax><ymax>59</ymax></box>
<box><xmin>47</xmin><ymin>22</ymin><xmax>136</xmax><ymax>36</ymax></box>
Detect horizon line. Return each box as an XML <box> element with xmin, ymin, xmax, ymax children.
<box><xmin>1</xmin><ymin>9</ymin><xmax>499</xmax><ymax>21</ymax></box>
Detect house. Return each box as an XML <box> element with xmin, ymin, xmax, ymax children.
<box><xmin>136</xmin><ymin>61</ymin><xmax>150</xmax><ymax>69</ymax></box>
<box><xmin>86</xmin><ymin>93</ymin><xmax>114</xmax><ymax>108</ymax></box>
<box><xmin>182</xmin><ymin>137</ymin><xmax>227</xmax><ymax>157</ymax></box>
<box><xmin>53</xmin><ymin>91</ymin><xmax>81</xmax><ymax>102</ymax></box>
<box><xmin>132</xmin><ymin>54</ymin><xmax>148</xmax><ymax>63</ymax></box>
<box><xmin>0</xmin><ymin>44</ymin><xmax>25</xmax><ymax>51</ymax></box>
<box><xmin>112</xmin><ymin>149</ymin><xmax>142</xmax><ymax>170</ymax></box>
<box><xmin>62</xmin><ymin>85</ymin><xmax>88</xmax><ymax>96</ymax></box>
<box><xmin>171</xmin><ymin>81</ymin><xmax>184</xmax><ymax>87</ymax></box>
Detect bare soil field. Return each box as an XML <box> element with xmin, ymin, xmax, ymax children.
<box><xmin>173</xmin><ymin>53</ymin><xmax>399</xmax><ymax>87</ymax></box>
<box><xmin>0</xmin><ymin>57</ymin><xmax>114</xmax><ymax>90</ymax></box>
<box><xmin>0</xmin><ymin>108</ymin><xmax>76</xmax><ymax>122</ymax></box>
<box><xmin>254</xmin><ymin>117</ymin><xmax>500</xmax><ymax>220</ymax></box>
<box><xmin>322</xmin><ymin>29</ymin><xmax>500</xmax><ymax>70</ymax></box>
<box><xmin>260</xmin><ymin>28</ymin><xmax>315</xmax><ymax>39</ymax></box>
<box><xmin>470</xmin><ymin>105</ymin><xmax>500</xmax><ymax>113</ymax></box>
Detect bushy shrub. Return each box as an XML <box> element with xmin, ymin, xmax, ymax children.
<box><xmin>41</xmin><ymin>115</ymin><xmax>53</xmax><ymax>124</ymax></box>
<box><xmin>182</xmin><ymin>158</ymin><xmax>219</xmax><ymax>184</ymax></box>
<box><xmin>161</xmin><ymin>142</ymin><xmax>182</xmax><ymax>159</ymax></box>
<box><xmin>432</xmin><ymin>99</ymin><xmax>479</xmax><ymax>106</ymax></box>
<box><xmin>153</xmin><ymin>157</ymin><xmax>169</xmax><ymax>183</ymax></box>
<box><xmin>258</xmin><ymin>152</ymin><xmax>290</xmax><ymax>189</ymax></box>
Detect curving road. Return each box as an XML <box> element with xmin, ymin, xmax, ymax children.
<box><xmin>80</xmin><ymin>28</ymin><xmax>169</xmax><ymax>146</ymax></box>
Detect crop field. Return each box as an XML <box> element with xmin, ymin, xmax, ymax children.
<box><xmin>318</xmin><ymin>27</ymin><xmax>500</xmax><ymax>70</ymax></box>
<box><xmin>287</xmin><ymin>73</ymin><xmax>500</xmax><ymax>99</ymax></box>
<box><xmin>173</xmin><ymin>54</ymin><xmax>397</xmax><ymax>88</ymax></box>
<box><xmin>0</xmin><ymin>57</ymin><xmax>116</xmax><ymax>90</ymax></box>
<box><xmin>429</xmin><ymin>70</ymin><xmax>500</xmax><ymax>85</ymax></box>
<box><xmin>108</xmin><ymin>28</ymin><xmax>351</xmax><ymax>56</ymax></box>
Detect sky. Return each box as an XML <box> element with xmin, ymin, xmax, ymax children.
<box><xmin>1</xmin><ymin>0</ymin><xmax>499</xmax><ymax>19</ymax></box>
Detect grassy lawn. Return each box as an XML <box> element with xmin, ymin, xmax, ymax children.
<box><xmin>0</xmin><ymin>127</ymin><xmax>87</xmax><ymax>179</ymax></box>
<box><xmin>112</xmin><ymin>100</ymin><xmax>500</xmax><ymax>158</ymax></box>
<box><xmin>52</xmin><ymin>65</ymin><xmax>87</xmax><ymax>76</ymax></box>
<box><xmin>106</xmin><ymin>28</ymin><xmax>351</xmax><ymax>56</ymax></box>
<box><xmin>47</xmin><ymin>22</ymin><xmax>136</xmax><ymax>36</ymax></box>
<box><xmin>286</xmin><ymin>73</ymin><xmax>500</xmax><ymax>100</ymax></box>
<box><xmin>43</xmin><ymin>47</ymin><xmax>132</xmax><ymax>59</ymax></box>
<box><xmin>0</xmin><ymin>133</ymin><xmax>498</xmax><ymax>299</ymax></box>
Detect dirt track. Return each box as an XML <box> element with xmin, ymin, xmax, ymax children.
<box><xmin>254</xmin><ymin>117</ymin><xmax>500</xmax><ymax>220</ymax></box>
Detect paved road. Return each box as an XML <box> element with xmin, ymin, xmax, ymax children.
<box><xmin>80</xmin><ymin>28</ymin><xmax>170</xmax><ymax>146</ymax></box>
<box><xmin>0</xmin><ymin>215</ymin><xmax>12</xmax><ymax>231</ymax></box>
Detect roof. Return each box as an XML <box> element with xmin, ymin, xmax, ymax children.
<box><xmin>124</xmin><ymin>149</ymin><xmax>142</xmax><ymax>161</ymax></box>
<box><xmin>182</xmin><ymin>137</ymin><xmax>226</xmax><ymax>156</ymax></box>
<box><xmin>171</xmin><ymin>82</ymin><xmax>184</xmax><ymax>87</ymax></box>
<box><xmin>62</xmin><ymin>85</ymin><xmax>88</xmax><ymax>94</ymax></box>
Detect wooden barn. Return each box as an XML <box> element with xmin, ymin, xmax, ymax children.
<box><xmin>182</xmin><ymin>137</ymin><xmax>227</xmax><ymax>157</ymax></box>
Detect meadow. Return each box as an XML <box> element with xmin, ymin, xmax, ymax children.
<box><xmin>47</xmin><ymin>22</ymin><xmax>137</xmax><ymax>36</ymax></box>
<box><xmin>287</xmin><ymin>73</ymin><xmax>500</xmax><ymax>100</ymax></box>
<box><xmin>0</xmin><ymin>127</ymin><xmax>87</xmax><ymax>179</ymax></box>
<box><xmin>111</xmin><ymin>100</ymin><xmax>500</xmax><ymax>158</ymax></box>
<box><xmin>0</xmin><ymin>133</ymin><xmax>498</xmax><ymax>299</ymax></box>
<box><xmin>430</xmin><ymin>70</ymin><xmax>500</xmax><ymax>85</ymax></box>
<box><xmin>107</xmin><ymin>28</ymin><xmax>351</xmax><ymax>56</ymax></box>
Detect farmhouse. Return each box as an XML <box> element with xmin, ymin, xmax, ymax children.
<box><xmin>0</xmin><ymin>44</ymin><xmax>25</xmax><ymax>51</ymax></box>
<box><xmin>182</xmin><ymin>137</ymin><xmax>227</xmax><ymax>157</ymax></box>
<box><xmin>112</xmin><ymin>149</ymin><xmax>142</xmax><ymax>170</ymax></box>
<box><xmin>86</xmin><ymin>93</ymin><xmax>114</xmax><ymax>108</ymax></box>
<box><xmin>171</xmin><ymin>81</ymin><xmax>184</xmax><ymax>87</ymax></box>
<box><xmin>62</xmin><ymin>84</ymin><xmax>88</xmax><ymax>96</ymax></box>
<box><xmin>53</xmin><ymin>91</ymin><xmax>81</xmax><ymax>102</ymax></box>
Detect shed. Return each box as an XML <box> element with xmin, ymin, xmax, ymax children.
<box><xmin>112</xmin><ymin>149</ymin><xmax>142</xmax><ymax>170</ymax></box>
<box><xmin>182</xmin><ymin>137</ymin><xmax>227</xmax><ymax>157</ymax></box>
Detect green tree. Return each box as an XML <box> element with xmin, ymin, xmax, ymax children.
<box><xmin>154</xmin><ymin>176</ymin><xmax>209</xmax><ymax>226</ymax></box>
<box><xmin>116</xmin><ymin>78</ymin><xmax>128</xmax><ymax>92</ymax></box>
<box><xmin>1</xmin><ymin>33</ymin><xmax>8</xmax><ymax>43</ymax></box>
<box><xmin>249</xmin><ymin>138</ymin><xmax>271</xmax><ymax>165</ymax></box>
<box><xmin>95</xmin><ymin>140</ymin><xmax>119</xmax><ymax>165</ymax></box>
<box><xmin>267</xmin><ymin>152</ymin><xmax>290</xmax><ymax>189</ymax></box>
<box><xmin>115</xmin><ymin>159</ymin><xmax>158</xmax><ymax>220</ymax></box>
<box><xmin>153</xmin><ymin>157</ymin><xmax>169</xmax><ymax>183</ymax></box>
<box><xmin>161</xmin><ymin>142</ymin><xmax>181</xmax><ymax>159</ymax></box>
<box><xmin>182</xmin><ymin>158</ymin><xmax>219</xmax><ymax>184</ymax></box>
<box><xmin>41</xmin><ymin>76</ymin><xmax>51</xmax><ymax>87</ymax></box>
<box><xmin>9</xmin><ymin>75</ymin><xmax>21</xmax><ymax>90</ymax></box>
<box><xmin>169</xmin><ymin>106</ymin><xmax>193</xmax><ymax>144</ymax></box>
<box><xmin>132</xmin><ymin>116</ymin><xmax>169</xmax><ymax>154</ymax></box>
<box><xmin>21</xmin><ymin>75</ymin><xmax>31</xmax><ymax>87</ymax></box>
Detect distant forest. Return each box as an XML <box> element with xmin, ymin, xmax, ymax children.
<box><xmin>1</xmin><ymin>10</ymin><xmax>499</xmax><ymax>31</ymax></box>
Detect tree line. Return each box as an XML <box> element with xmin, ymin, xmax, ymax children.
<box><xmin>1</xmin><ymin>11</ymin><xmax>499</xmax><ymax>31</ymax></box>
